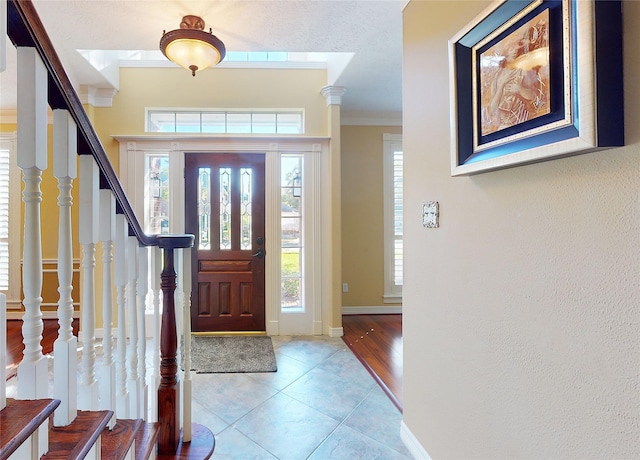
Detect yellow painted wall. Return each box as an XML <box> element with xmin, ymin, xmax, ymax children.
<box><xmin>1</xmin><ymin>121</ymin><xmax>81</xmax><ymax>313</ymax></box>
<box><xmin>93</xmin><ymin>67</ymin><xmax>330</xmax><ymax>168</ymax></box>
<box><xmin>341</xmin><ymin>125</ymin><xmax>401</xmax><ymax>307</ymax></box>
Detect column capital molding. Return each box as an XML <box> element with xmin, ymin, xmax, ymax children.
<box><xmin>320</xmin><ymin>86</ymin><xmax>346</xmax><ymax>106</ymax></box>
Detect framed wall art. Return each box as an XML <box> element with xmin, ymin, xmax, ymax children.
<box><xmin>448</xmin><ymin>0</ymin><xmax>623</xmax><ymax>175</ymax></box>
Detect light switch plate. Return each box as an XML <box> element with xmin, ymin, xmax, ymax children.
<box><xmin>422</xmin><ymin>201</ymin><xmax>439</xmax><ymax>228</ymax></box>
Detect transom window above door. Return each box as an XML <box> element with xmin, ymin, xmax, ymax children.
<box><xmin>146</xmin><ymin>109</ymin><xmax>304</xmax><ymax>134</ymax></box>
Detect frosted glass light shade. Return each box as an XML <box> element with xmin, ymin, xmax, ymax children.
<box><xmin>164</xmin><ymin>39</ymin><xmax>222</xmax><ymax>74</ymax></box>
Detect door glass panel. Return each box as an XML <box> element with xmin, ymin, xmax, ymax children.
<box><xmin>281</xmin><ymin>154</ymin><xmax>304</xmax><ymax>312</ymax></box>
<box><xmin>145</xmin><ymin>155</ymin><xmax>170</xmax><ymax>234</ymax></box>
<box><xmin>198</xmin><ymin>167</ymin><xmax>211</xmax><ymax>250</ymax></box>
<box><xmin>281</xmin><ymin>248</ymin><xmax>302</xmax><ymax>309</ymax></box>
<box><xmin>240</xmin><ymin>168</ymin><xmax>252</xmax><ymax>250</ymax></box>
<box><xmin>219</xmin><ymin>167</ymin><xmax>232</xmax><ymax>250</ymax></box>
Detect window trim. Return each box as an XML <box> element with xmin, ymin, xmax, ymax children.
<box><xmin>115</xmin><ymin>135</ymin><xmax>329</xmax><ymax>336</ymax></box>
<box><xmin>145</xmin><ymin>108</ymin><xmax>305</xmax><ymax>134</ymax></box>
<box><xmin>0</xmin><ymin>133</ymin><xmax>22</xmax><ymax>308</ymax></box>
<box><xmin>383</xmin><ymin>133</ymin><xmax>402</xmax><ymax>303</ymax></box>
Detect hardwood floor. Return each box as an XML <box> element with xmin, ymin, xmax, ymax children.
<box><xmin>5</xmin><ymin>316</ymin><xmax>404</xmax><ymax>414</ymax></box>
<box><xmin>342</xmin><ymin>314</ymin><xmax>403</xmax><ymax>412</ymax></box>
<box><xmin>5</xmin><ymin>319</ymin><xmax>79</xmax><ymax>380</ymax></box>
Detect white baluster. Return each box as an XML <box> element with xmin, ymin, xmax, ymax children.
<box><xmin>114</xmin><ymin>215</ymin><xmax>129</xmax><ymax>418</ymax></box>
<box><xmin>16</xmin><ymin>46</ymin><xmax>48</xmax><ymax>458</ymax></box>
<box><xmin>78</xmin><ymin>154</ymin><xmax>99</xmax><ymax>410</ymax></box>
<box><xmin>99</xmin><ymin>190</ymin><xmax>116</xmax><ymax>428</ymax></box>
<box><xmin>52</xmin><ymin>109</ymin><xmax>78</xmax><ymax>426</ymax></box>
<box><xmin>1</xmin><ymin>293</ymin><xmax>6</xmax><ymax>410</ymax></box>
<box><xmin>150</xmin><ymin>246</ymin><xmax>162</xmax><ymax>421</ymax></box>
<box><xmin>182</xmin><ymin>248</ymin><xmax>193</xmax><ymax>442</ymax></box>
<box><xmin>127</xmin><ymin>236</ymin><xmax>140</xmax><ymax>418</ymax></box>
<box><xmin>137</xmin><ymin>245</ymin><xmax>148</xmax><ymax>420</ymax></box>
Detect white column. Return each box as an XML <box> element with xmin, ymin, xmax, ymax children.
<box><xmin>137</xmin><ymin>245</ymin><xmax>149</xmax><ymax>420</ymax></box>
<box><xmin>127</xmin><ymin>236</ymin><xmax>140</xmax><ymax>418</ymax></box>
<box><xmin>16</xmin><ymin>46</ymin><xmax>49</xmax><ymax>459</ymax></box>
<box><xmin>78</xmin><ymin>154</ymin><xmax>99</xmax><ymax>410</ymax></box>
<box><xmin>114</xmin><ymin>215</ymin><xmax>130</xmax><ymax>418</ymax></box>
<box><xmin>150</xmin><ymin>246</ymin><xmax>162</xmax><ymax>421</ymax></box>
<box><xmin>99</xmin><ymin>189</ymin><xmax>116</xmax><ymax>428</ymax></box>
<box><xmin>52</xmin><ymin>109</ymin><xmax>78</xmax><ymax>426</ymax></box>
<box><xmin>312</xmin><ymin>144</ymin><xmax>324</xmax><ymax>335</ymax></box>
<box><xmin>182</xmin><ymin>248</ymin><xmax>193</xmax><ymax>442</ymax></box>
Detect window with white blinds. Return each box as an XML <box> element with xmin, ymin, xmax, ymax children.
<box><xmin>392</xmin><ymin>150</ymin><xmax>403</xmax><ymax>287</ymax></box>
<box><xmin>383</xmin><ymin>134</ymin><xmax>403</xmax><ymax>302</ymax></box>
<box><xmin>0</xmin><ymin>148</ymin><xmax>9</xmax><ymax>291</ymax></box>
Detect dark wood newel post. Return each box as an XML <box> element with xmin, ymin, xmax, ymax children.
<box><xmin>156</xmin><ymin>234</ymin><xmax>194</xmax><ymax>455</ymax></box>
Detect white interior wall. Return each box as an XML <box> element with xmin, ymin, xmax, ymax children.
<box><xmin>401</xmin><ymin>1</ymin><xmax>640</xmax><ymax>458</ymax></box>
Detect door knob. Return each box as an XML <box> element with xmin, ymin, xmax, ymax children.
<box><xmin>252</xmin><ymin>247</ymin><xmax>266</xmax><ymax>259</ymax></box>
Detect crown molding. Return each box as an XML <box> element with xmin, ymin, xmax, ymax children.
<box><xmin>320</xmin><ymin>85</ymin><xmax>346</xmax><ymax>106</ymax></box>
<box><xmin>78</xmin><ymin>85</ymin><xmax>119</xmax><ymax>108</ymax></box>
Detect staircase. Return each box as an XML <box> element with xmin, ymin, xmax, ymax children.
<box><xmin>0</xmin><ymin>0</ymin><xmax>213</xmax><ymax>458</ymax></box>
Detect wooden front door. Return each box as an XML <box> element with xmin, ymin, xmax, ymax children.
<box><xmin>185</xmin><ymin>153</ymin><xmax>266</xmax><ymax>332</ymax></box>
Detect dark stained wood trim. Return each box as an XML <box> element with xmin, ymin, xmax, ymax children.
<box><xmin>157</xmin><ymin>240</ymin><xmax>183</xmax><ymax>454</ymax></box>
<box><xmin>156</xmin><ymin>423</ymin><xmax>215</xmax><ymax>460</ymax></box>
<box><xmin>134</xmin><ymin>421</ymin><xmax>161</xmax><ymax>460</ymax></box>
<box><xmin>6</xmin><ymin>0</ymin><xmax>156</xmax><ymax>246</ymax></box>
<box><xmin>100</xmin><ymin>418</ymin><xmax>142</xmax><ymax>460</ymax></box>
<box><xmin>43</xmin><ymin>410</ymin><xmax>113</xmax><ymax>459</ymax></box>
<box><xmin>0</xmin><ymin>398</ymin><xmax>60</xmax><ymax>458</ymax></box>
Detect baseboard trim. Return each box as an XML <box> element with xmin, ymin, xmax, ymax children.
<box><xmin>342</xmin><ymin>305</ymin><xmax>402</xmax><ymax>315</ymax></box>
<box><xmin>328</xmin><ymin>326</ymin><xmax>343</xmax><ymax>338</ymax></box>
<box><xmin>400</xmin><ymin>420</ymin><xmax>433</xmax><ymax>460</ymax></box>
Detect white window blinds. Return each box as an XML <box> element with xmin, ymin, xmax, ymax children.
<box><xmin>0</xmin><ymin>148</ymin><xmax>10</xmax><ymax>291</ymax></box>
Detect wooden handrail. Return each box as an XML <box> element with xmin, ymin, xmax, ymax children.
<box><xmin>6</xmin><ymin>0</ymin><xmax>155</xmax><ymax>246</ymax></box>
<box><xmin>6</xmin><ymin>1</ymin><xmax>200</xmax><ymax>455</ymax></box>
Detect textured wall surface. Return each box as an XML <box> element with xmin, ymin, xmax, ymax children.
<box><xmin>341</xmin><ymin>125</ymin><xmax>402</xmax><ymax>307</ymax></box>
<box><xmin>402</xmin><ymin>1</ymin><xmax>639</xmax><ymax>458</ymax></box>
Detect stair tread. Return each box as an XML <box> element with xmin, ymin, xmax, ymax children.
<box><xmin>157</xmin><ymin>423</ymin><xmax>215</xmax><ymax>460</ymax></box>
<box><xmin>135</xmin><ymin>421</ymin><xmax>160</xmax><ymax>460</ymax></box>
<box><xmin>43</xmin><ymin>409</ymin><xmax>113</xmax><ymax>460</ymax></box>
<box><xmin>101</xmin><ymin>418</ymin><xmax>142</xmax><ymax>460</ymax></box>
<box><xmin>0</xmin><ymin>398</ymin><xmax>61</xmax><ymax>459</ymax></box>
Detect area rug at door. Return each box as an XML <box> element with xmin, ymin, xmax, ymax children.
<box><xmin>190</xmin><ymin>336</ymin><xmax>277</xmax><ymax>373</ymax></box>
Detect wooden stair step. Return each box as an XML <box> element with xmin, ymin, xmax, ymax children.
<box><xmin>0</xmin><ymin>398</ymin><xmax>60</xmax><ymax>459</ymax></box>
<box><xmin>134</xmin><ymin>421</ymin><xmax>160</xmax><ymax>460</ymax></box>
<box><xmin>42</xmin><ymin>409</ymin><xmax>113</xmax><ymax>460</ymax></box>
<box><xmin>156</xmin><ymin>423</ymin><xmax>215</xmax><ymax>460</ymax></box>
<box><xmin>101</xmin><ymin>418</ymin><xmax>142</xmax><ymax>460</ymax></box>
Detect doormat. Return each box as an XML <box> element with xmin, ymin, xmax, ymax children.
<box><xmin>190</xmin><ymin>336</ymin><xmax>277</xmax><ymax>373</ymax></box>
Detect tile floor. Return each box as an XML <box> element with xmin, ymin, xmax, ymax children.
<box><xmin>5</xmin><ymin>335</ymin><xmax>411</xmax><ymax>459</ymax></box>
<box><xmin>192</xmin><ymin>335</ymin><xmax>412</xmax><ymax>459</ymax></box>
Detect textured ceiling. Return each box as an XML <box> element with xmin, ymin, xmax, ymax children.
<box><xmin>1</xmin><ymin>0</ymin><xmax>404</xmax><ymax>116</ymax></box>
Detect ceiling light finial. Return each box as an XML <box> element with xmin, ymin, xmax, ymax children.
<box><xmin>160</xmin><ymin>15</ymin><xmax>226</xmax><ymax>76</ymax></box>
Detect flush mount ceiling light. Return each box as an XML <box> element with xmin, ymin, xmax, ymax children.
<box><xmin>160</xmin><ymin>15</ymin><xmax>226</xmax><ymax>76</ymax></box>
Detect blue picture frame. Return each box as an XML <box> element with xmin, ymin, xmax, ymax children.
<box><xmin>448</xmin><ymin>0</ymin><xmax>623</xmax><ymax>175</ymax></box>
